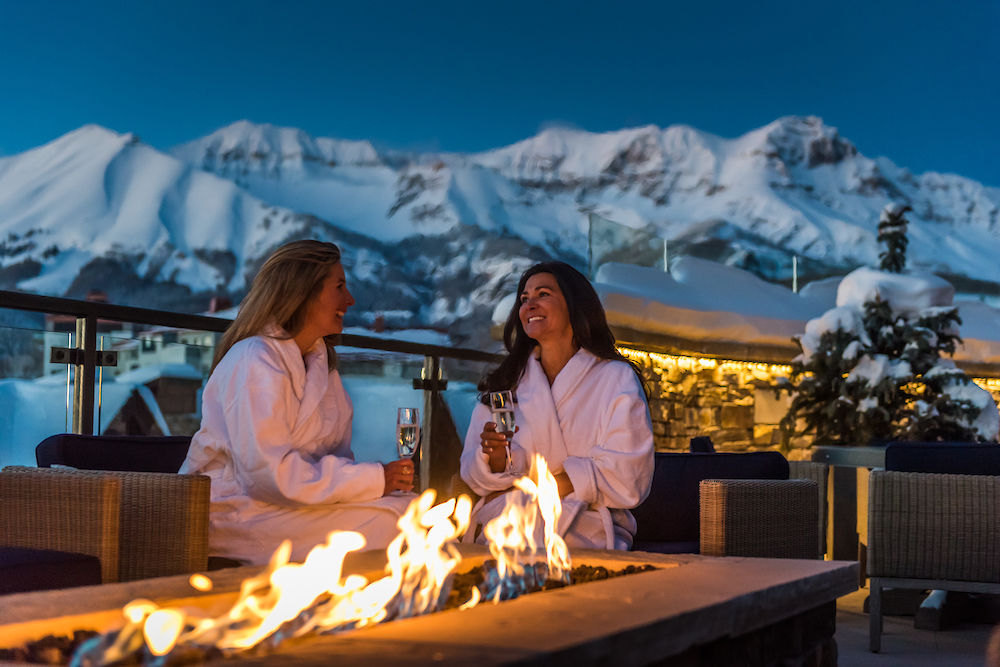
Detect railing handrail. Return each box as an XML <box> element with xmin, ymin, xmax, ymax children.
<box><xmin>0</xmin><ymin>289</ymin><xmax>502</xmax><ymax>363</ymax></box>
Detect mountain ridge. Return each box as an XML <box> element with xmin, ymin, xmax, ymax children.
<box><xmin>2</xmin><ymin>116</ymin><xmax>998</xmax><ymax>348</ymax></box>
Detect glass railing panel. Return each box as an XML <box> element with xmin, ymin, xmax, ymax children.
<box><xmin>337</xmin><ymin>341</ymin><xmax>428</xmax><ymax>464</ymax></box>
<box><xmin>440</xmin><ymin>357</ymin><xmax>493</xmax><ymax>443</ymax></box>
<box><xmin>0</xmin><ymin>294</ymin><xmax>501</xmax><ymax>473</ymax></box>
<box><xmin>0</xmin><ymin>310</ymin><xmax>74</xmax><ymax>466</ymax></box>
<box><xmin>93</xmin><ymin>330</ymin><xmax>218</xmax><ymax>438</ymax></box>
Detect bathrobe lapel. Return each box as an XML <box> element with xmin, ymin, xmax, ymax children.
<box><xmin>515</xmin><ymin>348</ymin><xmax>599</xmax><ymax>472</ymax></box>
<box><xmin>265</xmin><ymin>329</ymin><xmax>333</xmax><ymax>443</ymax></box>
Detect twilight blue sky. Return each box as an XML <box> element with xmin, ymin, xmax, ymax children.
<box><xmin>2</xmin><ymin>0</ymin><xmax>998</xmax><ymax>185</ymax></box>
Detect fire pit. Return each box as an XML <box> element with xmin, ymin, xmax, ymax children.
<box><xmin>0</xmin><ymin>459</ymin><xmax>857</xmax><ymax>665</ymax></box>
<box><xmin>0</xmin><ymin>546</ymin><xmax>856</xmax><ymax>666</ymax></box>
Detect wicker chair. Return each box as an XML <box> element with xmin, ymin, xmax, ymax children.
<box><xmin>1</xmin><ymin>466</ymin><xmax>210</xmax><ymax>583</ymax></box>
<box><xmin>0</xmin><ymin>469</ymin><xmax>121</xmax><ymax>585</ymax></box>
<box><xmin>867</xmin><ymin>469</ymin><xmax>1000</xmax><ymax>652</ymax></box>
<box><xmin>788</xmin><ymin>459</ymin><xmax>829</xmax><ymax>558</ymax></box>
<box><xmin>699</xmin><ymin>478</ymin><xmax>819</xmax><ymax>559</ymax></box>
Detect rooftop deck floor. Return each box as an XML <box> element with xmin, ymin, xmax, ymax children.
<box><xmin>836</xmin><ymin>587</ymin><xmax>998</xmax><ymax>666</ymax></box>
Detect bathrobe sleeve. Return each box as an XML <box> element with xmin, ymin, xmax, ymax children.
<box><xmin>560</xmin><ymin>364</ymin><xmax>654</xmax><ymax>510</ymax></box>
<box><xmin>221</xmin><ymin>342</ymin><xmax>385</xmax><ymax>506</ymax></box>
<box><xmin>460</xmin><ymin>402</ymin><xmax>519</xmax><ymax>495</ymax></box>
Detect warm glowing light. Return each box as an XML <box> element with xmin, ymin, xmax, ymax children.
<box><xmin>123</xmin><ymin>600</ymin><xmax>157</xmax><ymax>624</ymax></box>
<box><xmin>75</xmin><ymin>490</ymin><xmax>476</xmax><ymax>664</ymax></box>
<box><xmin>481</xmin><ymin>454</ymin><xmax>573</xmax><ymax>601</ymax></box>
<box><xmin>75</xmin><ymin>456</ymin><xmax>583</xmax><ymax>664</ymax></box>
<box><xmin>459</xmin><ymin>586</ymin><xmax>481</xmax><ymax>610</ymax></box>
<box><xmin>143</xmin><ymin>609</ymin><xmax>185</xmax><ymax>656</ymax></box>
<box><xmin>617</xmin><ymin>345</ymin><xmax>793</xmax><ymax>382</ymax></box>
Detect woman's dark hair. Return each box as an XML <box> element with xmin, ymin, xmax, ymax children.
<box><xmin>479</xmin><ymin>261</ymin><xmax>646</xmax><ymax>402</ymax></box>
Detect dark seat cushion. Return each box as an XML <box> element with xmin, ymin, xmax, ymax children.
<box><xmin>631</xmin><ymin>451</ymin><xmax>789</xmax><ymax>551</ymax></box>
<box><xmin>35</xmin><ymin>434</ymin><xmax>193</xmax><ymax>473</ymax></box>
<box><xmin>0</xmin><ymin>547</ymin><xmax>102</xmax><ymax>594</ymax></box>
<box><xmin>884</xmin><ymin>441</ymin><xmax>1000</xmax><ymax>475</ymax></box>
<box><xmin>207</xmin><ymin>556</ymin><xmax>245</xmax><ymax>570</ymax></box>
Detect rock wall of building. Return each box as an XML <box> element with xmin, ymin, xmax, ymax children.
<box><xmin>621</xmin><ymin>348</ymin><xmax>801</xmax><ymax>455</ymax></box>
<box><xmin>622</xmin><ymin>346</ymin><xmax>1000</xmax><ymax>454</ymax></box>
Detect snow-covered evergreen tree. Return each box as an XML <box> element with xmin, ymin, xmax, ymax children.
<box><xmin>781</xmin><ymin>204</ymin><xmax>998</xmax><ymax>446</ymax></box>
<box><xmin>877</xmin><ymin>204</ymin><xmax>910</xmax><ymax>273</ymax></box>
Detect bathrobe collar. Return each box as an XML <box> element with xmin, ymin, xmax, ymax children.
<box><xmin>261</xmin><ymin>324</ymin><xmax>330</xmax><ymax>432</ymax></box>
<box><xmin>516</xmin><ymin>346</ymin><xmax>600</xmax><ymax>468</ymax></box>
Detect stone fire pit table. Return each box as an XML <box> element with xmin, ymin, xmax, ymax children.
<box><xmin>0</xmin><ymin>546</ymin><xmax>857</xmax><ymax>666</ymax></box>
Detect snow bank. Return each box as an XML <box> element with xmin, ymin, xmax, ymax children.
<box><xmin>114</xmin><ymin>362</ymin><xmax>204</xmax><ymax>385</ymax></box>
<box><xmin>572</xmin><ymin>259</ymin><xmax>1000</xmax><ymax>365</ymax></box>
<box><xmin>340</xmin><ymin>376</ymin><xmax>478</xmax><ymax>463</ymax></box>
<box><xmin>0</xmin><ymin>378</ymin><xmax>136</xmax><ymax>467</ymax></box>
<box><xmin>590</xmin><ymin>258</ymin><xmax>830</xmax><ymax>348</ymax></box>
<box><xmin>836</xmin><ymin>267</ymin><xmax>954</xmax><ymax>315</ymax></box>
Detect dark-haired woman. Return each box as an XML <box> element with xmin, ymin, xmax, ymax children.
<box><xmin>459</xmin><ymin>262</ymin><xmax>654</xmax><ymax>550</ymax></box>
<box><xmin>180</xmin><ymin>240</ymin><xmax>414</xmax><ymax>565</ymax></box>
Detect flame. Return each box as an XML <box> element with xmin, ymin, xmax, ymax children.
<box><xmin>72</xmin><ymin>455</ymin><xmax>574</xmax><ymax>664</ymax></box>
<box><xmin>479</xmin><ymin>454</ymin><xmax>573</xmax><ymax>602</ymax></box>
<box><xmin>514</xmin><ymin>456</ymin><xmax>572</xmax><ymax>582</ymax></box>
<box><xmin>73</xmin><ymin>490</ymin><xmax>472</xmax><ymax>664</ymax></box>
<box><xmin>188</xmin><ymin>573</ymin><xmax>213</xmax><ymax>592</ymax></box>
<box><xmin>458</xmin><ymin>586</ymin><xmax>481</xmax><ymax>610</ymax></box>
<box><xmin>143</xmin><ymin>610</ymin><xmax>184</xmax><ymax>657</ymax></box>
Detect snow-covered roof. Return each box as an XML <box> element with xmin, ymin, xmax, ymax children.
<box><xmin>518</xmin><ymin>257</ymin><xmax>1000</xmax><ymax>366</ymax></box>
<box><xmin>114</xmin><ymin>362</ymin><xmax>204</xmax><ymax>385</ymax></box>
<box><xmin>593</xmin><ymin>259</ymin><xmax>830</xmax><ymax>350</ymax></box>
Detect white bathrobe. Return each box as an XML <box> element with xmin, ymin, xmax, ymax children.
<box><xmin>180</xmin><ymin>332</ymin><xmax>410</xmax><ymax>565</ymax></box>
<box><xmin>460</xmin><ymin>348</ymin><xmax>654</xmax><ymax>550</ymax></box>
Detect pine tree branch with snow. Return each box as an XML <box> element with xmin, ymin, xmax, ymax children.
<box><xmin>877</xmin><ymin>204</ymin><xmax>911</xmax><ymax>274</ymax></box>
<box><xmin>780</xmin><ymin>209</ymin><xmax>999</xmax><ymax>447</ymax></box>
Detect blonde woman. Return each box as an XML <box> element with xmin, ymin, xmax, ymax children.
<box><xmin>180</xmin><ymin>240</ymin><xmax>413</xmax><ymax>565</ymax></box>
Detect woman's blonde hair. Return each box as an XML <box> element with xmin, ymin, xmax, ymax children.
<box><xmin>213</xmin><ymin>240</ymin><xmax>343</xmax><ymax>372</ymax></box>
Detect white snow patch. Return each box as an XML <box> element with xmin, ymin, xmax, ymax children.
<box><xmin>837</xmin><ymin>267</ymin><xmax>954</xmax><ymax>316</ymax></box>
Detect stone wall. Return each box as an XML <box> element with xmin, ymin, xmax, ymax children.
<box><xmin>622</xmin><ymin>345</ymin><xmax>1000</xmax><ymax>455</ymax></box>
<box><xmin>621</xmin><ymin>347</ymin><xmax>803</xmax><ymax>455</ymax></box>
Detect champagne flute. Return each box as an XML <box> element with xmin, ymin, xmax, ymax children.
<box><xmin>394</xmin><ymin>407</ymin><xmax>420</xmax><ymax>495</ymax></box>
<box><xmin>488</xmin><ymin>390</ymin><xmax>518</xmax><ymax>474</ymax></box>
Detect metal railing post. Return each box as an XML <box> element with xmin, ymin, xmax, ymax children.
<box><xmin>418</xmin><ymin>355</ymin><xmax>440</xmax><ymax>492</ymax></box>
<box><xmin>71</xmin><ymin>315</ymin><xmax>98</xmax><ymax>435</ymax></box>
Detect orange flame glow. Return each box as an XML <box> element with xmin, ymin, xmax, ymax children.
<box><xmin>480</xmin><ymin>454</ymin><xmax>573</xmax><ymax>599</ymax></box>
<box><xmin>76</xmin><ymin>455</ymin><xmax>573</xmax><ymax>663</ymax></box>
<box><xmin>78</xmin><ymin>490</ymin><xmax>472</xmax><ymax>663</ymax></box>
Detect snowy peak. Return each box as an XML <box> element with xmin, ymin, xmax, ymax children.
<box><xmin>171</xmin><ymin>120</ymin><xmax>383</xmax><ymax>177</ymax></box>
<box><xmin>0</xmin><ymin>123</ymin><xmax>325</xmax><ymax>299</ymax></box>
<box><xmin>471</xmin><ymin>124</ymin><xmax>675</xmax><ymax>183</ymax></box>
<box><xmin>468</xmin><ymin>116</ymin><xmax>858</xmax><ymax>187</ymax></box>
<box><xmin>3</xmin><ymin>124</ymin><xmax>139</xmax><ymax>175</ymax></box>
<box><xmin>732</xmin><ymin>116</ymin><xmax>857</xmax><ymax>169</ymax></box>
<box><xmin>4</xmin><ymin>114</ymin><xmax>1000</xmax><ymax>337</ymax></box>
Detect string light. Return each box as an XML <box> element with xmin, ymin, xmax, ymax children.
<box><xmin>617</xmin><ymin>346</ymin><xmax>793</xmax><ymax>381</ymax></box>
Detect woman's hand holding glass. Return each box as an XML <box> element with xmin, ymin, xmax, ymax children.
<box><xmin>480</xmin><ymin>421</ymin><xmax>514</xmax><ymax>474</ymax></box>
<box><xmin>383</xmin><ymin>459</ymin><xmax>414</xmax><ymax>495</ymax></box>
<box><xmin>386</xmin><ymin>407</ymin><xmax>419</xmax><ymax>496</ymax></box>
<box><xmin>487</xmin><ymin>390</ymin><xmax>521</xmax><ymax>475</ymax></box>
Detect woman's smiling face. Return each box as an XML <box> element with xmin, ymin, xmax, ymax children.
<box><xmin>519</xmin><ymin>272</ymin><xmax>573</xmax><ymax>346</ymax></box>
<box><xmin>304</xmin><ymin>262</ymin><xmax>354</xmax><ymax>337</ymax></box>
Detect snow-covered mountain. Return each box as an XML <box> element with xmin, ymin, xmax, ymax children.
<box><xmin>2</xmin><ymin>116</ymin><xmax>999</xmax><ymax>348</ymax></box>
